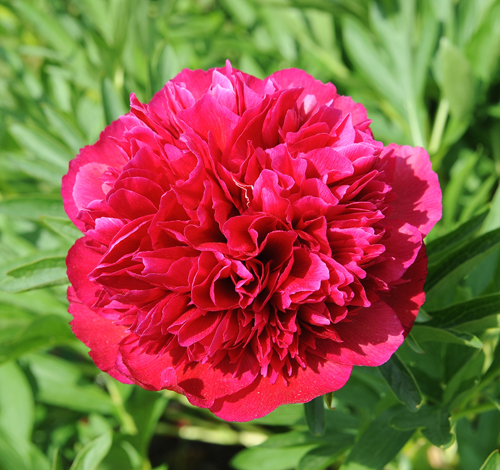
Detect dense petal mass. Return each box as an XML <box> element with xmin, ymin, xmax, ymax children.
<box><xmin>63</xmin><ymin>62</ymin><xmax>441</xmax><ymax>421</ymax></box>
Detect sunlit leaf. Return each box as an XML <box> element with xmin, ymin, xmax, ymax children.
<box><xmin>69</xmin><ymin>431</ymin><xmax>112</xmax><ymax>470</ymax></box>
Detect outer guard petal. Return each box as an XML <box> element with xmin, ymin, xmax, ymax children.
<box><xmin>322</xmin><ymin>301</ymin><xmax>405</xmax><ymax>367</ymax></box>
<box><xmin>66</xmin><ymin>237</ymin><xmax>101</xmax><ymax>307</ymax></box>
<box><xmin>62</xmin><ymin>116</ymin><xmax>140</xmax><ymax>230</ymax></box>
<box><xmin>68</xmin><ymin>288</ymin><xmax>132</xmax><ymax>384</ymax></box>
<box><xmin>382</xmin><ymin>144</ymin><xmax>442</xmax><ymax>236</ymax></box>
<box><xmin>380</xmin><ymin>245</ymin><xmax>428</xmax><ymax>336</ymax></box>
<box><xmin>209</xmin><ymin>358</ymin><xmax>352</xmax><ymax>422</ymax></box>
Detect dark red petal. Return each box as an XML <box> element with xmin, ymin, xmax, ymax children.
<box><xmin>69</xmin><ymin>289</ymin><xmax>132</xmax><ymax>384</ymax></box>
<box><xmin>323</xmin><ymin>301</ymin><xmax>405</xmax><ymax>367</ymax></box>
<box><xmin>66</xmin><ymin>237</ymin><xmax>102</xmax><ymax>306</ymax></box>
<box><xmin>208</xmin><ymin>358</ymin><xmax>352</xmax><ymax>422</ymax></box>
<box><xmin>381</xmin><ymin>144</ymin><xmax>442</xmax><ymax>236</ymax></box>
<box><xmin>380</xmin><ymin>245</ymin><xmax>427</xmax><ymax>336</ymax></box>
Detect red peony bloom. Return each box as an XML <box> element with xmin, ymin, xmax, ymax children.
<box><xmin>62</xmin><ymin>62</ymin><xmax>441</xmax><ymax>421</ymax></box>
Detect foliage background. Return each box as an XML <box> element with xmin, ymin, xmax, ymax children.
<box><xmin>1</xmin><ymin>0</ymin><xmax>500</xmax><ymax>469</ymax></box>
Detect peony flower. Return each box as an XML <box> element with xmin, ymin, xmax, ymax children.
<box><xmin>62</xmin><ymin>61</ymin><xmax>441</xmax><ymax>421</ymax></box>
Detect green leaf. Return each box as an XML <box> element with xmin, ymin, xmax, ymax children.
<box><xmin>378</xmin><ymin>355</ymin><xmax>422</xmax><ymax>412</ymax></box>
<box><xmin>220</xmin><ymin>0</ymin><xmax>256</xmax><ymax>27</ymax></box>
<box><xmin>0</xmin><ymin>315</ymin><xmax>74</xmax><ymax>364</ymax></box>
<box><xmin>410</xmin><ymin>325</ymin><xmax>483</xmax><ymax>348</ymax></box>
<box><xmin>0</xmin><ymin>195</ymin><xmax>66</xmax><ymax>220</ymax></box>
<box><xmin>427</xmin><ymin>294</ymin><xmax>500</xmax><ymax>328</ymax></box>
<box><xmin>9</xmin><ymin>123</ymin><xmax>71</xmax><ymax>170</ymax></box>
<box><xmin>390</xmin><ymin>406</ymin><xmax>454</xmax><ymax>448</ymax></box>
<box><xmin>52</xmin><ymin>448</ymin><xmax>62</xmax><ymax>470</ymax></box>
<box><xmin>249</xmin><ymin>404</ymin><xmax>304</xmax><ymax>426</ymax></box>
<box><xmin>69</xmin><ymin>431</ymin><xmax>112</xmax><ymax>470</ymax></box>
<box><xmin>443</xmin><ymin>351</ymin><xmax>485</xmax><ymax>406</ymax></box>
<box><xmin>1</xmin><ymin>256</ymin><xmax>68</xmax><ymax>292</ymax></box>
<box><xmin>426</xmin><ymin>209</ymin><xmax>489</xmax><ymax>262</ymax></box>
<box><xmin>124</xmin><ymin>388</ymin><xmax>168</xmax><ymax>456</ymax></box>
<box><xmin>298</xmin><ymin>439</ymin><xmax>353</xmax><ymax>470</ymax></box>
<box><xmin>260</xmin><ymin>431</ymin><xmax>323</xmax><ymax>449</ymax></box>
<box><xmin>304</xmin><ymin>397</ymin><xmax>325</xmax><ymax>436</ymax></box>
<box><xmin>0</xmin><ymin>362</ymin><xmax>34</xmax><ymax>441</ymax></box>
<box><xmin>0</xmin><ymin>428</ymin><xmax>51</xmax><ymax>470</ymax></box>
<box><xmin>231</xmin><ymin>445</ymin><xmax>316</xmax><ymax>470</ymax></box>
<box><xmin>340</xmin><ymin>407</ymin><xmax>414</xmax><ymax>470</ymax></box>
<box><xmin>483</xmin><ymin>337</ymin><xmax>500</xmax><ymax>383</ymax></box>
<box><xmin>479</xmin><ymin>450</ymin><xmax>500</xmax><ymax>470</ymax></box>
<box><xmin>41</xmin><ymin>216</ymin><xmax>82</xmax><ymax>242</ymax></box>
<box><xmin>42</xmin><ymin>104</ymin><xmax>87</xmax><ymax>152</ymax></box>
<box><xmin>13</xmin><ymin>0</ymin><xmax>77</xmax><ymax>57</ymax></box>
<box><xmin>436</xmin><ymin>38</ymin><xmax>474</xmax><ymax>121</ymax></box>
<box><xmin>0</xmin><ymin>428</ymin><xmax>31</xmax><ymax>470</ymax></box>
<box><xmin>102</xmin><ymin>77</ymin><xmax>127</xmax><ymax>125</ymax></box>
<box><xmin>342</xmin><ymin>17</ymin><xmax>402</xmax><ymax>110</ymax></box>
<box><xmin>27</xmin><ymin>354</ymin><xmax>114</xmax><ymax>415</ymax></box>
<box><xmin>425</xmin><ymin>227</ymin><xmax>500</xmax><ymax>295</ymax></box>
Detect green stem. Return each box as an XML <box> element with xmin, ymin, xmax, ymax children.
<box><xmin>429</xmin><ymin>98</ymin><xmax>450</xmax><ymax>154</ymax></box>
<box><xmin>453</xmin><ymin>402</ymin><xmax>498</xmax><ymax>420</ymax></box>
<box><xmin>407</xmin><ymin>98</ymin><xmax>425</xmax><ymax>148</ymax></box>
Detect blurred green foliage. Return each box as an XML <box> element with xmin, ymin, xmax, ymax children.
<box><xmin>0</xmin><ymin>0</ymin><xmax>500</xmax><ymax>469</ymax></box>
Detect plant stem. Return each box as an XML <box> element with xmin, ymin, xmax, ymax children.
<box><xmin>429</xmin><ymin>98</ymin><xmax>450</xmax><ymax>154</ymax></box>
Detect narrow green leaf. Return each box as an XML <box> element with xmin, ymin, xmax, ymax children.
<box><xmin>41</xmin><ymin>216</ymin><xmax>82</xmax><ymax>242</ymax></box>
<box><xmin>479</xmin><ymin>450</ymin><xmax>500</xmax><ymax>470</ymax></box>
<box><xmin>483</xmin><ymin>337</ymin><xmax>500</xmax><ymax>383</ymax></box>
<box><xmin>0</xmin><ymin>428</ymin><xmax>31</xmax><ymax>470</ymax></box>
<box><xmin>0</xmin><ymin>196</ymin><xmax>66</xmax><ymax>220</ymax></box>
<box><xmin>304</xmin><ymin>397</ymin><xmax>326</xmax><ymax>436</ymax></box>
<box><xmin>231</xmin><ymin>446</ymin><xmax>316</xmax><ymax>470</ymax></box>
<box><xmin>249</xmin><ymin>404</ymin><xmax>304</xmax><ymax>426</ymax></box>
<box><xmin>1</xmin><ymin>256</ymin><xmax>68</xmax><ymax>292</ymax></box>
<box><xmin>340</xmin><ymin>407</ymin><xmax>414</xmax><ymax>470</ymax></box>
<box><xmin>426</xmin><ymin>209</ymin><xmax>489</xmax><ymax>261</ymax></box>
<box><xmin>0</xmin><ymin>315</ymin><xmax>74</xmax><ymax>364</ymax></box>
<box><xmin>425</xmin><ymin>227</ymin><xmax>500</xmax><ymax>294</ymax></box>
<box><xmin>342</xmin><ymin>17</ymin><xmax>402</xmax><ymax>111</ymax></box>
<box><xmin>13</xmin><ymin>0</ymin><xmax>77</xmax><ymax>57</ymax></box>
<box><xmin>69</xmin><ymin>431</ymin><xmax>112</xmax><ymax>470</ymax></box>
<box><xmin>427</xmin><ymin>294</ymin><xmax>500</xmax><ymax>328</ymax></box>
<box><xmin>9</xmin><ymin>123</ymin><xmax>71</xmax><ymax>169</ymax></box>
<box><xmin>42</xmin><ymin>104</ymin><xmax>87</xmax><ymax>152</ymax></box>
<box><xmin>482</xmin><ymin>179</ymin><xmax>500</xmax><ymax>233</ymax></box>
<box><xmin>220</xmin><ymin>0</ymin><xmax>256</xmax><ymax>27</ymax></box>
<box><xmin>436</xmin><ymin>38</ymin><xmax>474</xmax><ymax>121</ymax></box>
<box><xmin>443</xmin><ymin>351</ymin><xmax>485</xmax><ymax>406</ymax></box>
<box><xmin>259</xmin><ymin>431</ymin><xmax>324</xmax><ymax>449</ymax></box>
<box><xmin>122</xmin><ymin>388</ymin><xmax>168</xmax><ymax>456</ymax></box>
<box><xmin>405</xmin><ymin>332</ymin><xmax>426</xmax><ymax>354</ymax></box>
<box><xmin>0</xmin><ymin>362</ymin><xmax>34</xmax><ymax>441</ymax></box>
<box><xmin>102</xmin><ymin>77</ymin><xmax>127</xmax><ymax>125</ymax></box>
<box><xmin>52</xmin><ymin>448</ymin><xmax>62</xmax><ymax>470</ymax></box>
<box><xmin>378</xmin><ymin>355</ymin><xmax>422</xmax><ymax>412</ymax></box>
<box><xmin>410</xmin><ymin>326</ymin><xmax>483</xmax><ymax>348</ymax></box>
<box><xmin>27</xmin><ymin>354</ymin><xmax>114</xmax><ymax>415</ymax></box>
<box><xmin>298</xmin><ymin>439</ymin><xmax>353</xmax><ymax>470</ymax></box>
